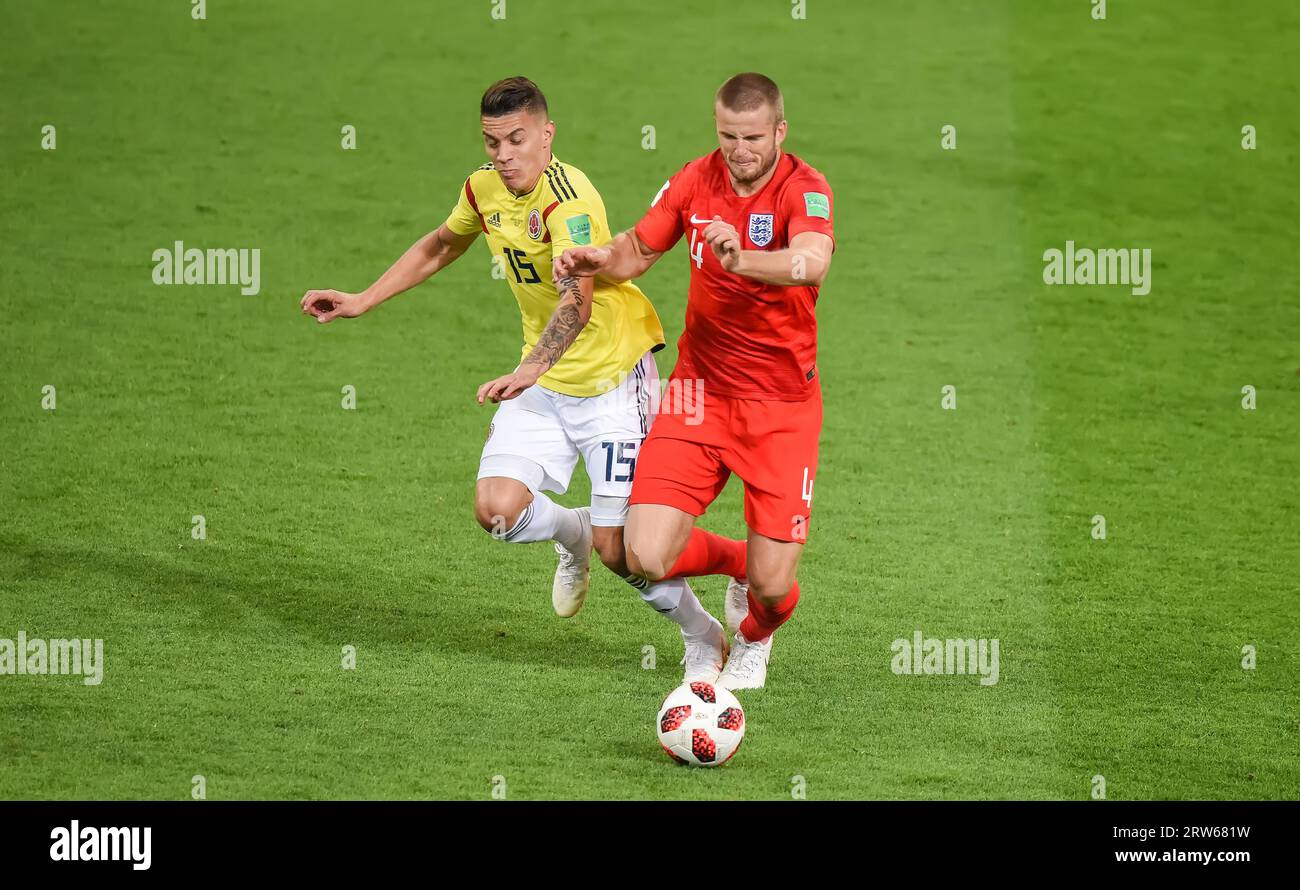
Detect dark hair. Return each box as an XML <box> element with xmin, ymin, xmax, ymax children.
<box><xmin>715</xmin><ymin>72</ymin><xmax>784</xmax><ymax>122</ymax></box>
<box><xmin>480</xmin><ymin>76</ymin><xmax>549</xmax><ymax>118</ymax></box>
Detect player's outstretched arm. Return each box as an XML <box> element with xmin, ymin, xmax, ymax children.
<box><xmin>476</xmin><ymin>274</ymin><xmax>595</xmax><ymax>404</ymax></box>
<box><xmin>301</xmin><ymin>224</ymin><xmax>478</xmax><ymax>323</ymax></box>
<box><xmin>702</xmin><ymin>222</ymin><xmax>833</xmax><ymax>288</ymax></box>
<box><xmin>553</xmin><ymin>229</ymin><xmax>663</xmax><ymax>283</ymax></box>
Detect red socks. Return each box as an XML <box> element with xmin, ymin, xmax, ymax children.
<box><xmin>664</xmin><ymin>528</ymin><xmax>799</xmax><ymax>642</ymax></box>
<box><xmin>740</xmin><ymin>580</ymin><xmax>800</xmax><ymax>643</ymax></box>
<box><xmin>665</xmin><ymin>528</ymin><xmax>747</xmax><ymax>580</ymax></box>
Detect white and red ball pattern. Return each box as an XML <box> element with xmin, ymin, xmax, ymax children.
<box><xmin>656</xmin><ymin>681</ymin><xmax>746</xmax><ymax>767</ymax></box>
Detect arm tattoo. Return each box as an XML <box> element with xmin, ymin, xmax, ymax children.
<box><xmin>522</xmin><ymin>276</ymin><xmax>588</xmax><ymax>370</ymax></box>
<box><xmin>558</xmin><ymin>275</ymin><xmax>584</xmax><ymax>306</ymax></box>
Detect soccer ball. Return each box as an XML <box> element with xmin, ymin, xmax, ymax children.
<box><xmin>656</xmin><ymin>681</ymin><xmax>746</xmax><ymax>767</ymax></box>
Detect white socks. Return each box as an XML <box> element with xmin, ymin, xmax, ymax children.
<box><xmin>501</xmin><ymin>497</ymin><xmax>714</xmax><ymax>641</ymax></box>
<box><xmin>634</xmin><ymin>577</ymin><xmax>716</xmax><ymax>640</ymax></box>
<box><xmin>501</xmin><ymin>493</ymin><xmax>585</xmax><ymax>550</ymax></box>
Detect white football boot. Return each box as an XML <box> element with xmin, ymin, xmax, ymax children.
<box><xmin>724</xmin><ymin>576</ymin><xmax>750</xmax><ymax>635</ymax></box>
<box><xmin>551</xmin><ymin>506</ymin><xmax>592</xmax><ymax>617</ymax></box>
<box><xmin>717</xmin><ymin>631</ymin><xmax>773</xmax><ymax>690</ymax></box>
<box><xmin>680</xmin><ymin>615</ymin><xmax>728</xmax><ymax>684</ymax></box>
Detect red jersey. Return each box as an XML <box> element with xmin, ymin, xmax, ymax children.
<box><xmin>634</xmin><ymin>150</ymin><xmax>834</xmax><ymax>401</ymax></box>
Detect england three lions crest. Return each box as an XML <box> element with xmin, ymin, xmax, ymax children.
<box><xmin>748</xmin><ymin>213</ymin><xmax>775</xmax><ymax>248</ymax></box>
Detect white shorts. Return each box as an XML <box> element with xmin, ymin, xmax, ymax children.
<box><xmin>478</xmin><ymin>351</ymin><xmax>658</xmax><ymax>527</ymax></box>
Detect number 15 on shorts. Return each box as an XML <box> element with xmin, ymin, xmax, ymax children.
<box><xmin>600</xmin><ymin>441</ymin><xmax>638</xmax><ymax>482</ymax></box>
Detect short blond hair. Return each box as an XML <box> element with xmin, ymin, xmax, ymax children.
<box><xmin>716</xmin><ymin>73</ymin><xmax>784</xmax><ymax>122</ymax></box>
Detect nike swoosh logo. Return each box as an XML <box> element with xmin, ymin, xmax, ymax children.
<box><xmin>689</xmin><ymin>214</ymin><xmax>719</xmax><ymax>225</ymax></box>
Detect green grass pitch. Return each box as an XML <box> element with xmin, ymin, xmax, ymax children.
<box><xmin>1</xmin><ymin>0</ymin><xmax>1297</xmax><ymax>800</ymax></box>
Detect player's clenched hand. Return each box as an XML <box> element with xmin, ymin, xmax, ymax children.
<box><xmin>554</xmin><ymin>246</ymin><xmax>610</xmax><ymax>279</ymax></box>
<box><xmin>702</xmin><ymin>217</ymin><xmax>742</xmax><ymax>271</ymax></box>
<box><xmin>477</xmin><ymin>364</ymin><xmax>544</xmax><ymax>405</ymax></box>
<box><xmin>301</xmin><ymin>289</ymin><xmax>371</xmax><ymax>324</ymax></box>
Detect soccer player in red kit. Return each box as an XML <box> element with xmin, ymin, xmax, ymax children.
<box><xmin>555</xmin><ymin>73</ymin><xmax>834</xmax><ymax>689</ymax></box>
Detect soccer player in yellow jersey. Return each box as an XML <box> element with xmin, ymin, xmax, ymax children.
<box><xmin>301</xmin><ymin>78</ymin><xmax>729</xmax><ymax>680</ymax></box>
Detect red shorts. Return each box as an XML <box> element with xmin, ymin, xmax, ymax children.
<box><xmin>630</xmin><ymin>377</ymin><xmax>822</xmax><ymax>543</ymax></box>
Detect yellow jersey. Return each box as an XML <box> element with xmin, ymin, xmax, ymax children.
<box><xmin>442</xmin><ymin>156</ymin><xmax>665</xmax><ymax>397</ymax></box>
